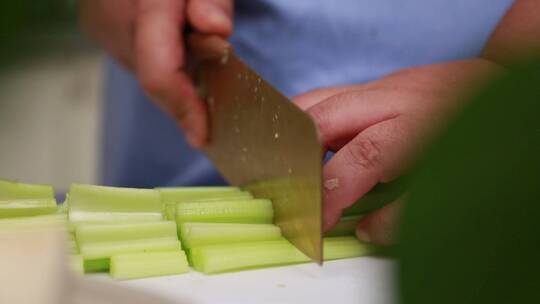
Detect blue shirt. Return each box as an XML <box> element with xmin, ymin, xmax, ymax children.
<box><xmin>102</xmin><ymin>0</ymin><xmax>514</xmax><ymax>188</ymax></box>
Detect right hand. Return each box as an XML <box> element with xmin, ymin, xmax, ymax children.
<box><xmin>79</xmin><ymin>0</ymin><xmax>234</xmax><ymax>147</ymax></box>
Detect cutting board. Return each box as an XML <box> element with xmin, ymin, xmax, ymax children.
<box><xmin>91</xmin><ymin>257</ymin><xmax>396</xmax><ymax>304</ymax></box>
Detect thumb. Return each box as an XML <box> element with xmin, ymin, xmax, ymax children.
<box><xmin>187</xmin><ymin>0</ymin><xmax>234</xmax><ymax>36</ymax></box>
<box><xmin>355</xmin><ymin>199</ymin><xmax>403</xmax><ymax>246</ymax></box>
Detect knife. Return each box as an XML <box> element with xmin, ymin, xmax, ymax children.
<box><xmin>187</xmin><ymin>34</ymin><xmax>323</xmax><ymax>264</ymax></box>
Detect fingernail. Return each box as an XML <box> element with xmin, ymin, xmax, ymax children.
<box><xmin>356</xmin><ymin>229</ymin><xmax>371</xmax><ymax>243</ymax></box>
<box><xmin>207</xmin><ymin>5</ymin><xmax>230</xmax><ymax>28</ymax></box>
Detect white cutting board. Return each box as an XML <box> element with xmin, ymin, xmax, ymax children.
<box><xmin>92</xmin><ymin>257</ymin><xmax>396</xmax><ymax>304</ymax></box>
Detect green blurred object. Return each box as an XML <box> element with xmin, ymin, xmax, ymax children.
<box><xmin>0</xmin><ymin>0</ymin><xmax>78</xmax><ymax>67</ymax></box>
<box><xmin>399</xmin><ymin>57</ymin><xmax>540</xmax><ymax>304</ymax></box>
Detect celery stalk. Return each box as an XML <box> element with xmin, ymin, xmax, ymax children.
<box><xmin>323</xmin><ymin>236</ymin><xmax>373</xmax><ymax>260</ymax></box>
<box><xmin>157</xmin><ymin>186</ymin><xmax>243</xmax><ymax>202</ymax></box>
<box><xmin>0</xmin><ymin>214</ymin><xmax>67</xmax><ymax>230</ymax></box>
<box><xmin>75</xmin><ymin>221</ymin><xmax>177</xmax><ymax>244</ymax></box>
<box><xmin>179</xmin><ymin>222</ymin><xmax>282</xmax><ymax>249</ymax></box>
<box><xmin>176</xmin><ymin>199</ymin><xmax>273</xmax><ymax>224</ymax></box>
<box><xmin>325</xmin><ymin>215</ymin><xmax>363</xmax><ymax>237</ymax></box>
<box><xmin>110</xmin><ymin>251</ymin><xmax>189</xmax><ymax>280</ymax></box>
<box><xmin>0</xmin><ymin>180</ymin><xmax>54</xmax><ymax>199</ymax></box>
<box><xmin>67</xmin><ymin>184</ymin><xmax>163</xmax><ymax>223</ymax></box>
<box><xmin>160</xmin><ymin>188</ymin><xmax>254</xmax><ymax>220</ymax></box>
<box><xmin>191</xmin><ymin>237</ymin><xmax>372</xmax><ymax>274</ymax></box>
<box><xmin>191</xmin><ymin>238</ymin><xmax>308</xmax><ymax>273</ymax></box>
<box><xmin>68</xmin><ymin>255</ymin><xmax>84</xmax><ymax>274</ymax></box>
<box><xmin>0</xmin><ymin>199</ymin><xmax>57</xmax><ymax>218</ymax></box>
<box><xmin>84</xmin><ymin>258</ymin><xmax>109</xmax><ymax>273</ymax></box>
<box><xmin>79</xmin><ymin>238</ymin><xmax>180</xmax><ymax>260</ymax></box>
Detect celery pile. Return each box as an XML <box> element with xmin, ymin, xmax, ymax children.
<box><xmin>1</xmin><ymin>179</ymin><xmax>373</xmax><ymax>280</ymax></box>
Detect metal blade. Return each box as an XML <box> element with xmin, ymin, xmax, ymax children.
<box><xmin>188</xmin><ymin>35</ymin><xmax>323</xmax><ymax>264</ymax></box>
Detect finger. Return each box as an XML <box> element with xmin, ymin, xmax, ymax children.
<box><xmin>356</xmin><ymin>200</ymin><xmax>403</xmax><ymax>245</ymax></box>
<box><xmin>187</xmin><ymin>0</ymin><xmax>234</xmax><ymax>36</ymax></box>
<box><xmin>135</xmin><ymin>0</ymin><xmax>208</xmax><ymax>147</ymax></box>
<box><xmin>292</xmin><ymin>84</ymin><xmax>365</xmax><ymax>111</ymax></box>
<box><xmin>323</xmin><ymin>118</ymin><xmax>413</xmax><ymax>230</ymax></box>
<box><xmin>306</xmin><ymin>90</ymin><xmax>401</xmax><ymax>151</ymax></box>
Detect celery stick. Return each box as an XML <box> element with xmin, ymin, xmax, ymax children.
<box><xmin>191</xmin><ymin>239</ymin><xmax>309</xmax><ymax>273</ymax></box>
<box><xmin>0</xmin><ymin>199</ymin><xmax>57</xmax><ymax>218</ymax></box>
<box><xmin>110</xmin><ymin>251</ymin><xmax>189</xmax><ymax>280</ymax></box>
<box><xmin>0</xmin><ymin>180</ymin><xmax>54</xmax><ymax>199</ymax></box>
<box><xmin>69</xmin><ymin>255</ymin><xmax>84</xmax><ymax>274</ymax></box>
<box><xmin>84</xmin><ymin>258</ymin><xmax>109</xmax><ymax>273</ymax></box>
<box><xmin>67</xmin><ymin>184</ymin><xmax>163</xmax><ymax>223</ymax></box>
<box><xmin>0</xmin><ymin>214</ymin><xmax>67</xmax><ymax>230</ymax></box>
<box><xmin>180</xmin><ymin>222</ymin><xmax>282</xmax><ymax>249</ymax></box>
<box><xmin>76</xmin><ymin>221</ymin><xmax>177</xmax><ymax>244</ymax></box>
<box><xmin>79</xmin><ymin>238</ymin><xmax>180</xmax><ymax>260</ymax></box>
<box><xmin>191</xmin><ymin>237</ymin><xmax>373</xmax><ymax>274</ymax></box>
<box><xmin>325</xmin><ymin>215</ymin><xmax>363</xmax><ymax>237</ymax></box>
<box><xmin>323</xmin><ymin>236</ymin><xmax>373</xmax><ymax>260</ymax></box>
<box><xmin>176</xmin><ymin>199</ymin><xmax>273</xmax><ymax>224</ymax></box>
<box><xmin>163</xmin><ymin>192</ymin><xmax>254</xmax><ymax>220</ymax></box>
<box><xmin>157</xmin><ymin>186</ymin><xmax>242</xmax><ymax>202</ymax></box>
<box><xmin>67</xmin><ymin>239</ymin><xmax>79</xmax><ymax>254</ymax></box>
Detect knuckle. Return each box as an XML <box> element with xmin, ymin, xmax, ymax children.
<box><xmin>307</xmin><ymin>106</ymin><xmax>330</xmax><ymax>137</ymax></box>
<box><xmin>344</xmin><ymin>137</ymin><xmax>383</xmax><ymax>171</ymax></box>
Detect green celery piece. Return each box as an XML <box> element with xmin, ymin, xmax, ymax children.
<box><xmin>84</xmin><ymin>258</ymin><xmax>109</xmax><ymax>273</ymax></box>
<box><xmin>180</xmin><ymin>222</ymin><xmax>282</xmax><ymax>249</ymax></box>
<box><xmin>67</xmin><ymin>184</ymin><xmax>163</xmax><ymax>223</ymax></box>
<box><xmin>323</xmin><ymin>236</ymin><xmax>373</xmax><ymax>260</ymax></box>
<box><xmin>191</xmin><ymin>238</ymin><xmax>309</xmax><ymax>273</ymax></box>
<box><xmin>0</xmin><ymin>180</ymin><xmax>54</xmax><ymax>200</ymax></box>
<box><xmin>325</xmin><ymin>215</ymin><xmax>363</xmax><ymax>237</ymax></box>
<box><xmin>157</xmin><ymin>186</ymin><xmax>242</xmax><ymax>202</ymax></box>
<box><xmin>191</xmin><ymin>237</ymin><xmax>372</xmax><ymax>274</ymax></box>
<box><xmin>163</xmin><ymin>192</ymin><xmax>254</xmax><ymax>220</ymax></box>
<box><xmin>67</xmin><ymin>239</ymin><xmax>79</xmax><ymax>254</ymax></box>
<box><xmin>76</xmin><ymin>221</ymin><xmax>177</xmax><ymax>244</ymax></box>
<box><xmin>79</xmin><ymin>237</ymin><xmax>181</xmax><ymax>260</ymax></box>
<box><xmin>110</xmin><ymin>251</ymin><xmax>190</xmax><ymax>280</ymax></box>
<box><xmin>0</xmin><ymin>214</ymin><xmax>67</xmax><ymax>230</ymax></box>
<box><xmin>68</xmin><ymin>255</ymin><xmax>84</xmax><ymax>274</ymax></box>
<box><xmin>176</xmin><ymin>199</ymin><xmax>273</xmax><ymax>224</ymax></box>
<box><xmin>0</xmin><ymin>199</ymin><xmax>57</xmax><ymax>218</ymax></box>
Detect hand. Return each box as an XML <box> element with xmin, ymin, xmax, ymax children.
<box><xmin>79</xmin><ymin>0</ymin><xmax>234</xmax><ymax>147</ymax></box>
<box><xmin>294</xmin><ymin>59</ymin><xmax>499</xmax><ymax>245</ymax></box>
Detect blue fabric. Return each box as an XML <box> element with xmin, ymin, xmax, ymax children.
<box><xmin>102</xmin><ymin>0</ymin><xmax>514</xmax><ymax>188</ymax></box>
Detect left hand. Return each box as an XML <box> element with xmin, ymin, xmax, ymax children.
<box><xmin>294</xmin><ymin>59</ymin><xmax>499</xmax><ymax>245</ymax></box>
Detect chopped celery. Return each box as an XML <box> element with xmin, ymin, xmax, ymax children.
<box><xmin>180</xmin><ymin>222</ymin><xmax>282</xmax><ymax>249</ymax></box>
<box><xmin>0</xmin><ymin>199</ymin><xmax>57</xmax><ymax>218</ymax></box>
<box><xmin>162</xmin><ymin>191</ymin><xmax>254</xmax><ymax>220</ymax></box>
<box><xmin>323</xmin><ymin>236</ymin><xmax>373</xmax><ymax>260</ymax></box>
<box><xmin>110</xmin><ymin>251</ymin><xmax>189</xmax><ymax>280</ymax></box>
<box><xmin>69</xmin><ymin>255</ymin><xmax>84</xmax><ymax>274</ymax></box>
<box><xmin>191</xmin><ymin>238</ymin><xmax>309</xmax><ymax>273</ymax></box>
<box><xmin>159</xmin><ymin>187</ymin><xmax>253</xmax><ymax>220</ymax></box>
<box><xmin>79</xmin><ymin>237</ymin><xmax>180</xmax><ymax>260</ymax></box>
<box><xmin>0</xmin><ymin>214</ymin><xmax>67</xmax><ymax>230</ymax></box>
<box><xmin>191</xmin><ymin>237</ymin><xmax>372</xmax><ymax>274</ymax></box>
<box><xmin>84</xmin><ymin>258</ymin><xmax>109</xmax><ymax>273</ymax></box>
<box><xmin>0</xmin><ymin>180</ymin><xmax>54</xmax><ymax>200</ymax></box>
<box><xmin>176</xmin><ymin>199</ymin><xmax>273</xmax><ymax>224</ymax></box>
<box><xmin>76</xmin><ymin>221</ymin><xmax>177</xmax><ymax>244</ymax></box>
<box><xmin>67</xmin><ymin>239</ymin><xmax>79</xmax><ymax>254</ymax></box>
<box><xmin>325</xmin><ymin>215</ymin><xmax>363</xmax><ymax>237</ymax></box>
<box><xmin>67</xmin><ymin>184</ymin><xmax>163</xmax><ymax>223</ymax></box>
<box><xmin>157</xmin><ymin>186</ymin><xmax>243</xmax><ymax>202</ymax></box>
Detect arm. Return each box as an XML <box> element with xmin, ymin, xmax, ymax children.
<box><xmin>296</xmin><ymin>0</ymin><xmax>540</xmax><ymax>245</ymax></box>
